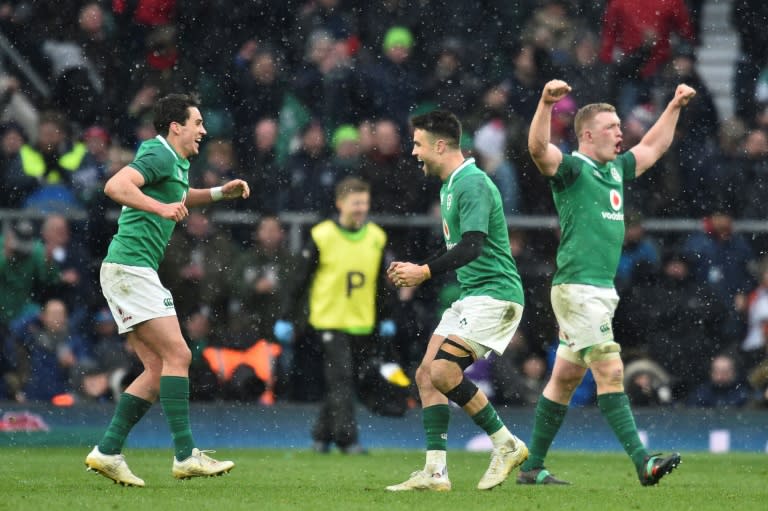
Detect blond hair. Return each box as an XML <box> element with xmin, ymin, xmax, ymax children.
<box><xmin>574</xmin><ymin>103</ymin><xmax>616</xmax><ymax>140</ymax></box>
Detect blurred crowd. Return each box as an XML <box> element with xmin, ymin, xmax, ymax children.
<box><xmin>1</xmin><ymin>0</ymin><xmax>768</xmax><ymax>410</ymax></box>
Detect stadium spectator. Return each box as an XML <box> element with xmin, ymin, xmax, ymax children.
<box><xmin>159</xmin><ymin>210</ymin><xmax>237</xmax><ymax>323</ymax></box>
<box><xmin>739</xmin><ymin>129</ymin><xmax>768</xmax><ymax>220</ymax></box>
<box><xmin>359</xmin><ymin>26</ymin><xmax>421</xmax><ymax>130</ymax></box>
<box><xmin>291</xmin><ymin>29</ymin><xmax>361</xmax><ymax>134</ymax></box>
<box><xmin>6</xmin><ymin>111</ymin><xmax>86</xmax><ymax>210</ymax></box>
<box><xmin>0</xmin><ymin>218</ymin><xmax>61</xmax><ymax>337</ymax></box>
<box><xmin>623</xmin><ymin>358</ymin><xmax>673</xmax><ymax>407</ymax></box>
<box><xmin>615</xmin><ymin>211</ymin><xmax>660</xmax><ymax>294</ymax></box>
<box><xmin>731</xmin><ymin>0</ymin><xmax>768</xmax><ymax>121</ymax></box>
<box><xmin>229</xmin><ymin>41</ymin><xmax>285</xmax><ymax>147</ymax></box>
<box><xmin>472</xmin><ymin>119</ymin><xmax>522</xmax><ymax>215</ymax></box>
<box><xmin>420</xmin><ymin>37</ymin><xmax>483</xmax><ymax>119</ymax></box>
<box><xmin>386</xmin><ymin>110</ymin><xmax>528</xmax><ymax>492</ymax></box>
<box><xmin>654</xmin><ymin>42</ymin><xmax>721</xmax><ymax>216</ymax></box>
<box><xmin>180</xmin><ymin>306</ymin><xmax>221</xmax><ymax>401</ymax></box>
<box><xmin>273</xmin><ymin>177</ymin><xmax>395</xmax><ymax>454</ymax></box>
<box><xmin>360</xmin><ymin>118</ymin><xmax>437</xmax><ymax>217</ymax></box>
<box><xmin>0</xmin><ymin>122</ymin><xmax>27</xmax><ymax>208</ymax></box>
<box><xmin>73</xmin><ymin>125</ymin><xmax>112</xmax><ymax>206</ymax></box>
<box><xmin>189</xmin><ymin>138</ymin><xmax>238</xmax><ymax>189</ymax></box>
<box><xmin>521</xmin><ymin>0</ymin><xmax>581</xmax><ymax>67</ymax></box>
<box><xmin>325</xmin><ymin>124</ymin><xmax>362</xmax><ymax>185</ymax></box>
<box><xmin>645</xmin><ymin>249</ymin><xmax>729</xmax><ymax>397</ymax></box>
<box><xmin>85</xmin><ymin>93</ymin><xmax>246</xmax><ymax>486</ymax></box>
<box><xmin>682</xmin><ymin>208</ymin><xmax>755</xmax><ymax>339</ymax></box>
<box><xmin>236</xmin><ymin>117</ymin><xmax>280</xmax><ymax>217</ymax></box>
<box><xmin>686</xmin><ymin>354</ymin><xmax>750</xmax><ymax>408</ymax></box>
<box><xmin>599</xmin><ymin>0</ymin><xmax>695</xmax><ymax>118</ymax></box>
<box><xmin>230</xmin><ymin>215</ymin><xmax>297</xmax><ymax>349</ymax></box>
<box><xmin>288</xmin><ymin>0</ymin><xmax>358</xmax><ymax>71</ymax></box>
<box><xmin>561</xmin><ymin>31</ymin><xmax>611</xmax><ymax>109</ymax></box>
<box><xmin>0</xmin><ymin>75</ymin><xmax>38</xmax><ymax>142</ymax></box>
<box><xmin>7</xmin><ymin>298</ymin><xmax>90</xmax><ymax>402</ymax></box>
<box><xmin>697</xmin><ymin>117</ymin><xmax>749</xmax><ymax>219</ymax></box>
<box><xmin>491</xmin><ymin>331</ymin><xmax>547</xmax><ymax>406</ymax></box>
<box><xmin>739</xmin><ymin>257</ymin><xmax>768</xmax><ymax>371</ymax></box>
<box><xmin>78</xmin><ymin>307</ymin><xmax>139</xmax><ymax>402</ymax></box>
<box><xmin>37</xmin><ymin>214</ymin><xmax>94</xmax><ymax>334</ymax></box>
<box><xmin>521</xmin><ymin>80</ymin><xmax>694</xmax><ymax>486</ymax></box>
<box><xmin>281</xmin><ymin>119</ymin><xmax>335</xmax><ymax>214</ymax></box>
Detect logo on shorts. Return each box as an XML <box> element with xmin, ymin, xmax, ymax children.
<box><xmin>459</xmin><ymin>317</ymin><xmax>468</xmax><ymax>328</ymax></box>
<box><xmin>163</xmin><ymin>297</ymin><xmax>174</xmax><ymax>308</ymax></box>
<box><xmin>117</xmin><ymin>306</ymin><xmax>132</xmax><ymax>323</ymax></box>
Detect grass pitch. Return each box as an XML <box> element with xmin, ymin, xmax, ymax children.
<box><xmin>1</xmin><ymin>448</ymin><xmax>765</xmax><ymax>511</ymax></box>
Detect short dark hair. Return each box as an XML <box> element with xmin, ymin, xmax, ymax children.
<box><xmin>335</xmin><ymin>176</ymin><xmax>370</xmax><ymax>200</ymax></box>
<box><xmin>153</xmin><ymin>93</ymin><xmax>200</xmax><ymax>135</ymax></box>
<box><xmin>410</xmin><ymin>110</ymin><xmax>462</xmax><ymax>148</ymax></box>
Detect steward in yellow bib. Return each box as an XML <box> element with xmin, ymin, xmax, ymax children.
<box><xmin>6</xmin><ymin>112</ymin><xmax>86</xmax><ymax>206</ymax></box>
<box><xmin>274</xmin><ymin>177</ymin><xmax>397</xmax><ymax>453</ymax></box>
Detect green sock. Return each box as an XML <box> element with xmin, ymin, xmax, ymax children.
<box><xmin>423</xmin><ymin>404</ymin><xmax>450</xmax><ymax>451</ymax></box>
<box><xmin>160</xmin><ymin>376</ymin><xmax>195</xmax><ymax>461</ymax></box>
<box><xmin>98</xmin><ymin>393</ymin><xmax>153</xmax><ymax>455</ymax></box>
<box><xmin>520</xmin><ymin>396</ymin><xmax>568</xmax><ymax>471</ymax></box>
<box><xmin>471</xmin><ymin>403</ymin><xmax>504</xmax><ymax>436</ymax></box>
<box><xmin>597</xmin><ymin>392</ymin><xmax>648</xmax><ymax>471</ymax></box>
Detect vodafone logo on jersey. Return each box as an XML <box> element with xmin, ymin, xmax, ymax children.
<box><xmin>610</xmin><ymin>189</ymin><xmax>622</xmax><ymax>211</ymax></box>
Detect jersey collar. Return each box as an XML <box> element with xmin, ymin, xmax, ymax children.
<box><xmin>156</xmin><ymin>135</ymin><xmax>179</xmax><ymax>160</ymax></box>
<box><xmin>446</xmin><ymin>157</ymin><xmax>475</xmax><ymax>189</ymax></box>
<box><xmin>571</xmin><ymin>151</ymin><xmax>598</xmax><ymax>169</ymax></box>
<box><xmin>156</xmin><ymin>135</ymin><xmax>190</xmax><ymax>169</ymax></box>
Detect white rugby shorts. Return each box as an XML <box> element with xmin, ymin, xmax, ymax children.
<box><xmin>100</xmin><ymin>262</ymin><xmax>176</xmax><ymax>334</ymax></box>
<box><xmin>551</xmin><ymin>283</ymin><xmax>619</xmax><ymax>352</ymax></box>
<box><xmin>433</xmin><ymin>295</ymin><xmax>524</xmax><ymax>358</ymax></box>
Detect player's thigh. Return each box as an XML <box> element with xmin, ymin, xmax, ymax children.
<box><xmin>551</xmin><ymin>347</ymin><xmax>589</xmax><ymax>384</ymax></box>
<box><xmin>126</xmin><ymin>331</ymin><xmax>162</xmax><ymax>372</ymax></box>
<box><xmin>133</xmin><ymin>315</ymin><xmax>189</xmax><ymax>361</ymax></box>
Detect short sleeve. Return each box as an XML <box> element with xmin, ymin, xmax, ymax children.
<box><xmin>457</xmin><ymin>175</ymin><xmax>492</xmax><ymax>235</ymax></box>
<box><xmin>129</xmin><ymin>148</ymin><xmax>175</xmax><ymax>185</ymax></box>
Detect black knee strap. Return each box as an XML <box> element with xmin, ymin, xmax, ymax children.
<box><xmin>443</xmin><ymin>376</ymin><xmax>478</xmax><ymax>407</ymax></box>
<box><xmin>434</xmin><ymin>339</ymin><xmax>474</xmax><ymax>371</ymax></box>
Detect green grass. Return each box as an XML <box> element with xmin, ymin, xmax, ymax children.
<box><xmin>1</xmin><ymin>448</ymin><xmax>766</xmax><ymax>511</ymax></box>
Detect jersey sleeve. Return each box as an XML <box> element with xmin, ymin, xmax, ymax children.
<box><xmin>129</xmin><ymin>147</ymin><xmax>175</xmax><ymax>185</ymax></box>
<box><xmin>548</xmin><ymin>154</ymin><xmax>581</xmax><ymax>191</ymax></box>
<box><xmin>617</xmin><ymin>151</ymin><xmax>637</xmax><ymax>181</ymax></box>
<box><xmin>457</xmin><ymin>175</ymin><xmax>492</xmax><ymax>235</ymax></box>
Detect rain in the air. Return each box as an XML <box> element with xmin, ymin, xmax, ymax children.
<box><xmin>0</xmin><ymin>1</ymin><xmax>765</xmax><ymax>509</ymax></box>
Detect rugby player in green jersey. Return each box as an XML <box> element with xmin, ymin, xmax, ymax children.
<box><xmin>386</xmin><ymin>110</ymin><xmax>528</xmax><ymax>491</ymax></box>
<box><xmin>85</xmin><ymin>94</ymin><xmax>249</xmax><ymax>486</ymax></box>
<box><xmin>519</xmin><ymin>80</ymin><xmax>695</xmax><ymax>486</ymax></box>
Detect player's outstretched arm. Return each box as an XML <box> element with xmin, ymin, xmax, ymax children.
<box><xmin>186</xmin><ymin>179</ymin><xmax>251</xmax><ymax>207</ymax></box>
<box><xmin>630</xmin><ymin>83</ymin><xmax>696</xmax><ymax>176</ymax></box>
<box><xmin>528</xmin><ymin>79</ymin><xmax>570</xmax><ymax>177</ymax></box>
<box><xmin>105</xmin><ymin>166</ymin><xmax>188</xmax><ymax>222</ymax></box>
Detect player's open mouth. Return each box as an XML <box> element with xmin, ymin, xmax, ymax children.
<box><xmin>615</xmin><ymin>142</ymin><xmax>621</xmax><ymax>153</ymax></box>
<box><xmin>416</xmin><ymin>159</ymin><xmax>424</xmax><ymax>170</ymax></box>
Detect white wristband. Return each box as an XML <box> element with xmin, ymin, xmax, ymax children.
<box><xmin>210</xmin><ymin>186</ymin><xmax>224</xmax><ymax>201</ymax></box>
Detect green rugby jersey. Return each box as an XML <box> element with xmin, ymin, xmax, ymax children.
<box><xmin>104</xmin><ymin>135</ymin><xmax>190</xmax><ymax>270</ymax></box>
<box><xmin>440</xmin><ymin>158</ymin><xmax>524</xmax><ymax>304</ymax></box>
<box><xmin>549</xmin><ymin>151</ymin><xmax>636</xmax><ymax>287</ymax></box>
